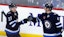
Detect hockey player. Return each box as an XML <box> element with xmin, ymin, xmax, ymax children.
<box><xmin>2</xmin><ymin>3</ymin><xmax>28</xmax><ymax>37</ymax></box>
<box><xmin>28</xmin><ymin>3</ymin><xmax>62</xmax><ymax>37</ymax></box>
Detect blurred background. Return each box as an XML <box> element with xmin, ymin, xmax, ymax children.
<box><xmin>0</xmin><ymin>0</ymin><xmax>64</xmax><ymax>8</ymax></box>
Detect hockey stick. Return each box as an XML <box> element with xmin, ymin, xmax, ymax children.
<box><xmin>1</xmin><ymin>11</ymin><xmax>3</xmax><ymax>22</ymax></box>
<box><xmin>1</xmin><ymin>11</ymin><xmax>7</xmax><ymax>22</ymax></box>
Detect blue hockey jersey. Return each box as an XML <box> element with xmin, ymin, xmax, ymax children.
<box><xmin>5</xmin><ymin>11</ymin><xmax>28</xmax><ymax>34</ymax></box>
<box><xmin>37</xmin><ymin>12</ymin><xmax>62</xmax><ymax>37</ymax></box>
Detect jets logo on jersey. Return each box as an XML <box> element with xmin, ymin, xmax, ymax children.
<box><xmin>44</xmin><ymin>20</ymin><xmax>51</xmax><ymax>29</ymax></box>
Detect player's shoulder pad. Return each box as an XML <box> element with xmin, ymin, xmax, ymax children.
<box><xmin>7</xmin><ymin>11</ymin><xmax>11</xmax><ymax>15</ymax></box>
<box><xmin>53</xmin><ymin>13</ymin><xmax>60</xmax><ymax>19</ymax></box>
<box><xmin>42</xmin><ymin>13</ymin><xmax>45</xmax><ymax>15</ymax></box>
<box><xmin>37</xmin><ymin>14</ymin><xmax>42</xmax><ymax>18</ymax></box>
<box><xmin>38</xmin><ymin>13</ymin><xmax>45</xmax><ymax>18</ymax></box>
<box><xmin>53</xmin><ymin>13</ymin><xmax>60</xmax><ymax>21</ymax></box>
<box><xmin>7</xmin><ymin>12</ymin><xmax>12</xmax><ymax>17</ymax></box>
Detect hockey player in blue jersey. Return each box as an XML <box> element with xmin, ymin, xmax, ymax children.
<box><xmin>28</xmin><ymin>3</ymin><xmax>62</xmax><ymax>37</ymax></box>
<box><xmin>2</xmin><ymin>3</ymin><xmax>28</xmax><ymax>37</ymax></box>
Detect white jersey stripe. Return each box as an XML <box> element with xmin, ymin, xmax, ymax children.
<box><xmin>5</xmin><ymin>28</ymin><xmax>20</xmax><ymax>33</ymax></box>
<box><xmin>44</xmin><ymin>33</ymin><xmax>61</xmax><ymax>36</ymax></box>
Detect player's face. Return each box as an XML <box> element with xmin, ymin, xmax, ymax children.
<box><xmin>44</xmin><ymin>7</ymin><xmax>51</xmax><ymax>13</ymax></box>
<box><xmin>44</xmin><ymin>7</ymin><xmax>49</xmax><ymax>11</ymax></box>
<box><xmin>10</xmin><ymin>7</ymin><xmax>17</xmax><ymax>12</ymax></box>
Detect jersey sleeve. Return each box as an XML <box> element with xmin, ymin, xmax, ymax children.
<box><xmin>17</xmin><ymin>18</ymin><xmax>28</xmax><ymax>25</ymax></box>
<box><xmin>38</xmin><ymin>14</ymin><xmax>44</xmax><ymax>21</ymax></box>
<box><xmin>16</xmin><ymin>12</ymin><xmax>18</xmax><ymax>19</ymax></box>
<box><xmin>55</xmin><ymin>14</ymin><xmax>62</xmax><ymax>32</ymax></box>
<box><xmin>7</xmin><ymin>12</ymin><xmax>12</xmax><ymax>22</ymax></box>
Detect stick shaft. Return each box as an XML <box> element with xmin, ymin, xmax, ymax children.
<box><xmin>1</xmin><ymin>12</ymin><xmax>3</xmax><ymax>22</ymax></box>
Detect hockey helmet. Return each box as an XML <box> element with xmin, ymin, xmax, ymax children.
<box><xmin>9</xmin><ymin>3</ymin><xmax>17</xmax><ymax>8</ymax></box>
<box><xmin>45</xmin><ymin>3</ymin><xmax>53</xmax><ymax>10</ymax></box>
